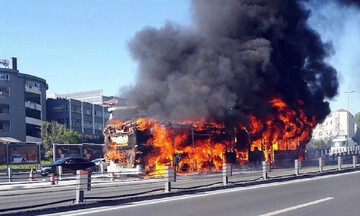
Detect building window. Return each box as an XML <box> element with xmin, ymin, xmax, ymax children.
<box><xmin>0</xmin><ymin>86</ymin><xmax>10</xmax><ymax>97</ymax></box>
<box><xmin>65</xmin><ymin>118</ymin><xmax>69</xmax><ymax>127</ymax></box>
<box><xmin>0</xmin><ymin>120</ymin><xmax>10</xmax><ymax>133</ymax></box>
<box><xmin>71</xmin><ymin>106</ymin><xmax>81</xmax><ymax>114</ymax></box>
<box><xmin>0</xmin><ymin>74</ymin><xmax>10</xmax><ymax>81</ymax></box>
<box><xmin>26</xmin><ymin>123</ymin><xmax>40</xmax><ymax>138</ymax></box>
<box><xmin>84</xmin><ymin>120</ymin><xmax>93</xmax><ymax>130</ymax></box>
<box><xmin>25</xmin><ymin>92</ymin><xmax>41</xmax><ymax>104</ymax></box>
<box><xmin>83</xmin><ymin>108</ymin><xmax>92</xmax><ymax>116</ymax></box>
<box><xmin>53</xmin><ymin>106</ymin><xmax>64</xmax><ymax>113</ymax></box>
<box><xmin>25</xmin><ymin>80</ymin><xmax>41</xmax><ymax>90</ymax></box>
<box><xmin>26</xmin><ymin>108</ymin><xmax>41</xmax><ymax>119</ymax></box>
<box><xmin>71</xmin><ymin>119</ymin><xmax>81</xmax><ymax>126</ymax></box>
<box><xmin>94</xmin><ymin>110</ymin><xmax>102</xmax><ymax>117</ymax></box>
<box><xmin>94</xmin><ymin>123</ymin><xmax>103</xmax><ymax>130</ymax></box>
<box><xmin>0</xmin><ymin>104</ymin><xmax>9</xmax><ymax>114</ymax></box>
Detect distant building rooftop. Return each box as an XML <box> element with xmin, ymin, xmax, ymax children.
<box><xmin>337</xmin><ymin>109</ymin><xmax>349</xmax><ymax>113</ymax></box>
<box><xmin>48</xmin><ymin>90</ymin><xmax>125</xmax><ymax>105</ymax></box>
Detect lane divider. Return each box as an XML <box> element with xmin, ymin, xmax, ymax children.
<box><xmin>259</xmin><ymin>197</ymin><xmax>334</xmax><ymax>216</ymax></box>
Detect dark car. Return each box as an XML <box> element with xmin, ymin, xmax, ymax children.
<box><xmin>38</xmin><ymin>157</ymin><xmax>95</xmax><ymax>176</ymax></box>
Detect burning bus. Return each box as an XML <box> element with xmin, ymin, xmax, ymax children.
<box><xmin>104</xmin><ymin>119</ymin><xmax>241</xmax><ymax>175</ymax></box>
<box><xmin>103</xmin><ymin>98</ymin><xmax>315</xmax><ymax>175</ymax></box>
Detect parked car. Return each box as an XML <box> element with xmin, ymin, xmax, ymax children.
<box><xmin>91</xmin><ymin>158</ymin><xmax>107</xmax><ymax>171</ymax></box>
<box><xmin>11</xmin><ymin>154</ymin><xmax>26</xmax><ymax>163</ymax></box>
<box><xmin>38</xmin><ymin>157</ymin><xmax>95</xmax><ymax>176</ymax></box>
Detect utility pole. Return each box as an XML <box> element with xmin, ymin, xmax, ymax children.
<box><xmin>344</xmin><ymin>90</ymin><xmax>355</xmax><ymax>138</ymax></box>
<box><xmin>344</xmin><ymin>90</ymin><xmax>355</xmax><ymax>111</ymax></box>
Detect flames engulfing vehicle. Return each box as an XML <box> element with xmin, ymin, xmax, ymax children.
<box><xmin>104</xmin><ymin>98</ymin><xmax>315</xmax><ymax>175</ymax></box>
<box><xmin>104</xmin><ymin>119</ymin><xmax>237</xmax><ymax>175</ymax></box>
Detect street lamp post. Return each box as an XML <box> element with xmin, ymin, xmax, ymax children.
<box><xmin>344</xmin><ymin>90</ymin><xmax>355</xmax><ymax>138</ymax></box>
<box><xmin>344</xmin><ymin>90</ymin><xmax>355</xmax><ymax>111</ymax></box>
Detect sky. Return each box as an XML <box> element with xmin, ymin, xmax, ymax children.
<box><xmin>0</xmin><ymin>0</ymin><xmax>191</xmax><ymax>94</ymax></box>
<box><xmin>0</xmin><ymin>0</ymin><xmax>359</xmax><ymax>115</ymax></box>
<box><xmin>306</xmin><ymin>1</ymin><xmax>360</xmax><ymax>115</ymax></box>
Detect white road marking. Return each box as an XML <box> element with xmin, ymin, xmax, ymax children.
<box><xmin>43</xmin><ymin>171</ymin><xmax>359</xmax><ymax>216</ymax></box>
<box><xmin>258</xmin><ymin>197</ymin><xmax>334</xmax><ymax>216</ymax></box>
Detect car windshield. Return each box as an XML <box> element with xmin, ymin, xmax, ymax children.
<box><xmin>52</xmin><ymin>158</ymin><xmax>69</xmax><ymax>165</ymax></box>
<box><xmin>92</xmin><ymin>158</ymin><xmax>102</xmax><ymax>163</ymax></box>
<box><xmin>332</xmin><ymin>141</ymin><xmax>346</xmax><ymax>147</ymax></box>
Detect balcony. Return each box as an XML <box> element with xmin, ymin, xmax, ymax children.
<box><xmin>25</xmin><ymin>101</ymin><xmax>42</xmax><ymax>111</ymax></box>
<box><xmin>25</xmin><ymin>83</ymin><xmax>41</xmax><ymax>94</ymax></box>
<box><xmin>25</xmin><ymin>117</ymin><xmax>41</xmax><ymax>126</ymax></box>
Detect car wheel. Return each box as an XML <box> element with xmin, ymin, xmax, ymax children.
<box><xmin>41</xmin><ymin>173</ymin><xmax>48</xmax><ymax>177</ymax></box>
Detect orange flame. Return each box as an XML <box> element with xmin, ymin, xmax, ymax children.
<box><xmin>249</xmin><ymin>98</ymin><xmax>316</xmax><ymax>162</ymax></box>
<box><xmin>104</xmin><ymin>97</ymin><xmax>317</xmax><ymax>174</ymax></box>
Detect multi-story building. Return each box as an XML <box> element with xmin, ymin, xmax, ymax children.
<box><xmin>0</xmin><ymin>57</ymin><xmax>48</xmax><ymax>142</ymax></box>
<box><xmin>48</xmin><ymin>89</ymin><xmax>133</xmax><ymax>120</ymax></box>
<box><xmin>312</xmin><ymin>109</ymin><xmax>356</xmax><ymax>141</ymax></box>
<box><xmin>46</xmin><ymin>97</ymin><xmax>109</xmax><ymax>143</ymax></box>
<box><xmin>48</xmin><ymin>89</ymin><xmax>127</xmax><ymax>105</ymax></box>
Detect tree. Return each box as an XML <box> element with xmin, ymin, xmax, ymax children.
<box><xmin>41</xmin><ymin>121</ymin><xmax>82</xmax><ymax>160</ymax></box>
<box><xmin>355</xmin><ymin>112</ymin><xmax>360</xmax><ymax>127</ymax></box>
<box><xmin>354</xmin><ymin>112</ymin><xmax>360</xmax><ymax>143</ymax></box>
<box><xmin>306</xmin><ymin>139</ymin><xmax>331</xmax><ymax>150</ymax></box>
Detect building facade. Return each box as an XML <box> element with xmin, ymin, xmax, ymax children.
<box><xmin>48</xmin><ymin>89</ymin><xmax>131</xmax><ymax>120</ymax></box>
<box><xmin>48</xmin><ymin>89</ymin><xmax>127</xmax><ymax>105</ymax></box>
<box><xmin>46</xmin><ymin>98</ymin><xmax>109</xmax><ymax>142</ymax></box>
<box><xmin>312</xmin><ymin>109</ymin><xmax>356</xmax><ymax>141</ymax></box>
<box><xmin>0</xmin><ymin>57</ymin><xmax>48</xmax><ymax>142</ymax></box>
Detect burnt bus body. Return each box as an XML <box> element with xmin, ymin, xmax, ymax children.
<box><xmin>104</xmin><ymin>121</ymin><xmax>252</xmax><ymax>169</ymax></box>
<box><xmin>104</xmin><ymin>121</ymin><xmax>300</xmax><ymax>172</ymax></box>
<box><xmin>104</xmin><ymin>122</ymin><xmax>152</xmax><ymax>169</ymax></box>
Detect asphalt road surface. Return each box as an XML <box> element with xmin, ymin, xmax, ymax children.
<box><xmin>0</xmin><ymin>169</ymin><xmax>267</xmax><ymax>213</ymax></box>
<box><xmin>44</xmin><ymin>171</ymin><xmax>360</xmax><ymax>216</ymax></box>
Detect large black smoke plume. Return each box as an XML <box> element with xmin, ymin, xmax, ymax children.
<box><xmin>119</xmin><ymin>0</ymin><xmax>358</xmax><ymax>126</ymax></box>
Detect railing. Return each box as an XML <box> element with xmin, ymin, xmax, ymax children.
<box><xmin>24</xmin><ymin>101</ymin><xmax>42</xmax><ymax>111</ymax></box>
<box><xmin>0</xmin><ymin>151</ymin><xmax>359</xmax><ymax>215</ymax></box>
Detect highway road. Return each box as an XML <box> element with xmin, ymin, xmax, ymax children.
<box><xmin>0</xmin><ymin>162</ymin><xmax>355</xmax><ymax>215</ymax></box>
<box><xmin>0</xmin><ymin>170</ymin><xmax>263</xmax><ymax>214</ymax></box>
<box><xmin>44</xmin><ymin>171</ymin><xmax>360</xmax><ymax>216</ymax></box>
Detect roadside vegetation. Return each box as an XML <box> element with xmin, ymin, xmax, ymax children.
<box><xmin>354</xmin><ymin>112</ymin><xmax>360</xmax><ymax>144</ymax></box>
<box><xmin>0</xmin><ymin>122</ymin><xmax>82</xmax><ymax>170</ymax></box>
<box><xmin>0</xmin><ymin>160</ymin><xmax>52</xmax><ymax>169</ymax></box>
<box><xmin>41</xmin><ymin>121</ymin><xmax>82</xmax><ymax>160</ymax></box>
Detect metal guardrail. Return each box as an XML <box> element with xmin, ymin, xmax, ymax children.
<box><xmin>0</xmin><ymin>153</ymin><xmax>359</xmax><ymax>214</ymax></box>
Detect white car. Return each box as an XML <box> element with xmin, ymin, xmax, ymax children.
<box><xmin>91</xmin><ymin>158</ymin><xmax>107</xmax><ymax>171</ymax></box>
